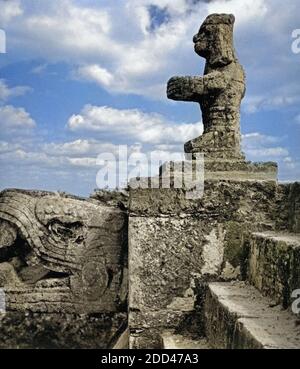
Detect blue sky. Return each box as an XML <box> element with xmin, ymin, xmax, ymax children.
<box><xmin>0</xmin><ymin>0</ymin><xmax>299</xmax><ymax>196</ymax></box>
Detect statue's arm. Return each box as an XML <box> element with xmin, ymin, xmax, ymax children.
<box><xmin>167</xmin><ymin>71</ymin><xmax>231</xmax><ymax>102</ymax></box>
<box><xmin>167</xmin><ymin>76</ymin><xmax>203</xmax><ymax>102</ymax></box>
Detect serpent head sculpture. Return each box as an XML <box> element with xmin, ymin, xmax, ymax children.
<box><xmin>0</xmin><ymin>189</ymin><xmax>127</xmax><ymax>314</ymax></box>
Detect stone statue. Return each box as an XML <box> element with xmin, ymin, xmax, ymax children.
<box><xmin>0</xmin><ymin>189</ymin><xmax>127</xmax><ymax>314</ymax></box>
<box><xmin>167</xmin><ymin>13</ymin><xmax>246</xmax><ymax>160</ymax></box>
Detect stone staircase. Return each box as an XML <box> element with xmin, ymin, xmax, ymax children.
<box><xmin>248</xmin><ymin>232</ymin><xmax>300</xmax><ymax>308</ymax></box>
<box><xmin>162</xmin><ymin>231</ymin><xmax>300</xmax><ymax>349</ymax></box>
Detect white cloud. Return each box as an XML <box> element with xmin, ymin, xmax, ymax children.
<box><xmin>18</xmin><ymin>0</ymin><xmax>115</xmax><ymax>60</ymax></box>
<box><xmin>67</xmin><ymin>105</ymin><xmax>202</xmax><ymax>144</ymax></box>
<box><xmin>43</xmin><ymin>139</ymin><xmax>121</xmax><ymax>157</ymax></box>
<box><xmin>0</xmin><ymin>0</ymin><xmax>23</xmax><ymax>24</ymax></box>
<box><xmin>1</xmin><ymin>0</ymin><xmax>299</xmax><ymax>193</ymax></box>
<box><xmin>207</xmin><ymin>0</ymin><xmax>267</xmax><ymax>24</ymax></box>
<box><xmin>0</xmin><ymin>79</ymin><xmax>31</xmax><ymax>101</ymax></box>
<box><xmin>0</xmin><ymin>140</ymin><xmax>21</xmax><ymax>154</ymax></box>
<box><xmin>245</xmin><ymin>147</ymin><xmax>289</xmax><ymax>158</ymax></box>
<box><xmin>0</xmin><ymin>145</ymin><xmax>86</xmax><ymax>169</ymax></box>
<box><xmin>75</xmin><ymin>65</ymin><xmax>114</xmax><ymax>88</ymax></box>
<box><xmin>242</xmin><ymin>131</ymin><xmax>289</xmax><ymax>160</ymax></box>
<box><xmin>72</xmin><ymin>14</ymin><xmax>191</xmax><ymax>97</ymax></box>
<box><xmin>30</xmin><ymin>63</ymin><xmax>48</xmax><ymax>74</ymax></box>
<box><xmin>66</xmin><ymin>157</ymin><xmax>97</xmax><ymax>168</ymax></box>
<box><xmin>243</xmin><ymin>94</ymin><xmax>300</xmax><ymax>114</ymax></box>
<box><xmin>2</xmin><ymin>0</ymin><xmax>297</xmax><ymax>101</ymax></box>
<box><xmin>153</xmin><ymin>143</ymin><xmax>182</xmax><ymax>152</ymax></box>
<box><xmin>0</xmin><ymin>136</ymin><xmax>186</xmax><ymax>180</ymax></box>
<box><xmin>3</xmin><ymin>0</ymin><xmax>267</xmax><ymax>98</ymax></box>
<box><xmin>0</xmin><ymin>0</ymin><xmax>297</xmax><ymax>102</ymax></box>
<box><xmin>242</xmin><ymin>132</ymin><xmax>281</xmax><ymax>148</ymax></box>
<box><xmin>0</xmin><ymin>105</ymin><xmax>36</xmax><ymax>132</ymax></box>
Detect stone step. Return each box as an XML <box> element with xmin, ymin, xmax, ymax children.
<box><xmin>161</xmin><ymin>331</ymin><xmax>210</xmax><ymax>349</ymax></box>
<box><xmin>204</xmin><ymin>282</ymin><xmax>300</xmax><ymax>349</ymax></box>
<box><xmin>248</xmin><ymin>231</ymin><xmax>300</xmax><ymax>308</ymax></box>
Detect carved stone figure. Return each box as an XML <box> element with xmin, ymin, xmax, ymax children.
<box><xmin>167</xmin><ymin>13</ymin><xmax>246</xmax><ymax>160</ymax></box>
<box><xmin>0</xmin><ymin>189</ymin><xmax>127</xmax><ymax>314</ymax></box>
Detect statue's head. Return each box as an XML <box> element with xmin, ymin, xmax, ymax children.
<box><xmin>193</xmin><ymin>13</ymin><xmax>236</xmax><ymax>66</ymax></box>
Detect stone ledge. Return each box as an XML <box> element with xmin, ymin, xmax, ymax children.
<box><xmin>159</xmin><ymin>160</ymin><xmax>277</xmax><ymax>182</ymax></box>
<box><xmin>129</xmin><ymin>180</ymin><xmax>277</xmax><ymax>219</ymax></box>
<box><xmin>248</xmin><ymin>231</ymin><xmax>300</xmax><ymax>308</ymax></box>
<box><xmin>205</xmin><ymin>281</ymin><xmax>300</xmax><ymax>349</ymax></box>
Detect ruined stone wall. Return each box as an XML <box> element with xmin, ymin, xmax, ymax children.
<box><xmin>128</xmin><ymin>180</ymin><xmax>278</xmax><ymax>348</ymax></box>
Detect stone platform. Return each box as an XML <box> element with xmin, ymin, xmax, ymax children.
<box><xmin>159</xmin><ymin>159</ymin><xmax>277</xmax><ymax>183</ymax></box>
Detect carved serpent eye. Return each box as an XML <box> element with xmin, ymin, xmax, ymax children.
<box><xmin>48</xmin><ymin>220</ymin><xmax>85</xmax><ymax>244</ymax></box>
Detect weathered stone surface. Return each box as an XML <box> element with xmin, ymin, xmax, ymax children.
<box><xmin>160</xmin><ymin>160</ymin><xmax>277</xmax><ymax>182</ymax></box>
<box><xmin>0</xmin><ymin>189</ymin><xmax>128</xmax><ymax>314</ymax></box>
<box><xmin>129</xmin><ymin>181</ymin><xmax>277</xmax><ymax>223</ymax></box>
<box><xmin>129</xmin><ymin>215</ymin><xmax>257</xmax><ymax>312</ymax></box>
<box><xmin>129</xmin><ymin>216</ymin><xmax>204</xmax><ymax>312</ymax></box>
<box><xmin>128</xmin><ymin>215</ymin><xmax>209</xmax><ymax>347</ymax></box>
<box><xmin>90</xmin><ymin>188</ymin><xmax>129</xmax><ymax>210</ymax></box>
<box><xmin>0</xmin><ymin>189</ymin><xmax>129</xmax><ymax>348</ymax></box>
<box><xmin>130</xmin><ymin>329</ymin><xmax>163</xmax><ymax>349</ymax></box>
<box><xmin>129</xmin><ymin>310</ymin><xmax>202</xmax><ymax>331</ymax></box>
<box><xmin>161</xmin><ymin>331</ymin><xmax>210</xmax><ymax>349</ymax></box>
<box><xmin>128</xmin><ymin>179</ymin><xmax>278</xmax><ymax>347</ymax></box>
<box><xmin>167</xmin><ymin>14</ymin><xmax>245</xmax><ymax>160</ymax></box>
<box><xmin>248</xmin><ymin>231</ymin><xmax>300</xmax><ymax>308</ymax></box>
<box><xmin>205</xmin><ymin>282</ymin><xmax>300</xmax><ymax>349</ymax></box>
<box><xmin>276</xmin><ymin>182</ymin><xmax>300</xmax><ymax>233</ymax></box>
<box><xmin>0</xmin><ymin>311</ymin><xmax>126</xmax><ymax>349</ymax></box>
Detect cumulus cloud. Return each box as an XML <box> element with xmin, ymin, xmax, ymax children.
<box><xmin>0</xmin><ymin>140</ymin><xmax>21</xmax><ymax>154</ymax></box>
<box><xmin>206</xmin><ymin>0</ymin><xmax>267</xmax><ymax>24</ymax></box>
<box><xmin>0</xmin><ymin>135</ymin><xmax>187</xmax><ymax>196</ymax></box>
<box><xmin>0</xmin><ymin>79</ymin><xmax>31</xmax><ymax>101</ymax></box>
<box><xmin>0</xmin><ymin>105</ymin><xmax>36</xmax><ymax>132</ymax></box>
<box><xmin>1</xmin><ymin>0</ymin><xmax>299</xmax><ymax>193</ymax></box>
<box><xmin>245</xmin><ymin>147</ymin><xmax>289</xmax><ymax>158</ymax></box>
<box><xmin>241</xmin><ymin>132</ymin><xmax>300</xmax><ymax>181</ymax></box>
<box><xmin>242</xmin><ymin>132</ymin><xmax>289</xmax><ymax>159</ymax></box>
<box><xmin>3</xmin><ymin>0</ymin><xmax>276</xmax><ymax>98</ymax></box>
<box><xmin>243</xmin><ymin>94</ymin><xmax>300</xmax><ymax>114</ymax></box>
<box><xmin>0</xmin><ymin>0</ymin><xmax>23</xmax><ymax>24</ymax></box>
<box><xmin>75</xmin><ymin>65</ymin><xmax>114</xmax><ymax>88</ymax></box>
<box><xmin>67</xmin><ymin>105</ymin><xmax>202</xmax><ymax>144</ymax></box>
<box><xmin>43</xmin><ymin>139</ymin><xmax>129</xmax><ymax>157</ymax></box>
<box><xmin>242</xmin><ymin>132</ymin><xmax>282</xmax><ymax>147</ymax></box>
<box><xmin>10</xmin><ymin>0</ymin><xmax>115</xmax><ymax>62</ymax></box>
